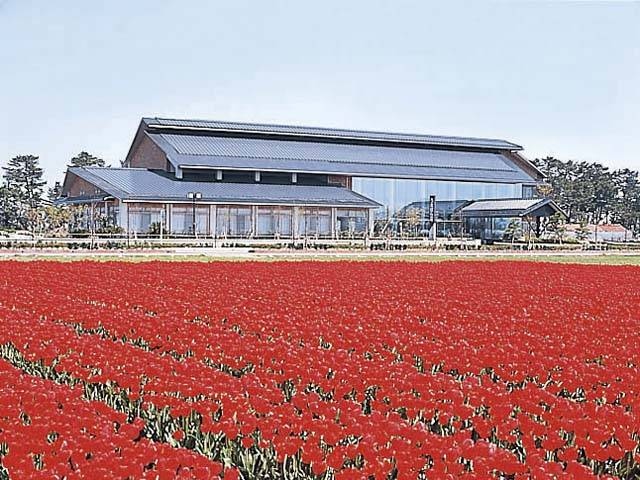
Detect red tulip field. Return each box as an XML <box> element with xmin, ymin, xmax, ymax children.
<box><xmin>0</xmin><ymin>260</ymin><xmax>639</xmax><ymax>479</ymax></box>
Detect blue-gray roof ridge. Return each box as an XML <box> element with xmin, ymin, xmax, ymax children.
<box><xmin>66</xmin><ymin>167</ymin><xmax>380</xmax><ymax>207</ymax></box>
<box><xmin>142</xmin><ymin>117</ymin><xmax>522</xmax><ymax>151</ymax></box>
<box><xmin>146</xmin><ymin>133</ymin><xmax>537</xmax><ymax>183</ymax></box>
<box><xmin>460</xmin><ymin>198</ymin><xmax>544</xmax><ymax>210</ymax></box>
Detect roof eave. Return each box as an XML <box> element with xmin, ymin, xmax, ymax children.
<box><xmin>174</xmin><ymin>162</ymin><xmax>532</xmax><ymax>184</ymax></box>
<box><xmin>143</xmin><ymin>116</ymin><xmax>523</xmax><ymax>151</ymax></box>
<box><xmin>121</xmin><ymin>197</ymin><xmax>379</xmax><ymax>208</ymax></box>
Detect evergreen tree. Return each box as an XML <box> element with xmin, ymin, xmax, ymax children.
<box><xmin>503</xmin><ymin>219</ymin><xmax>523</xmax><ymax>244</ymax></box>
<box><xmin>611</xmin><ymin>169</ymin><xmax>640</xmax><ymax>233</ymax></box>
<box><xmin>0</xmin><ymin>184</ymin><xmax>21</xmax><ymax>229</ymax></box>
<box><xmin>532</xmin><ymin>156</ymin><xmax>637</xmax><ymax>233</ymax></box>
<box><xmin>69</xmin><ymin>151</ymin><xmax>105</xmax><ymax>168</ymax></box>
<box><xmin>546</xmin><ymin>212</ymin><xmax>567</xmax><ymax>243</ymax></box>
<box><xmin>2</xmin><ymin>155</ymin><xmax>46</xmax><ymax>229</ymax></box>
<box><xmin>575</xmin><ymin>221</ymin><xmax>591</xmax><ymax>242</ymax></box>
<box><xmin>48</xmin><ymin>181</ymin><xmax>62</xmax><ymax>201</ymax></box>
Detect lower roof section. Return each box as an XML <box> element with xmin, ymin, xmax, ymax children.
<box><xmin>63</xmin><ymin>167</ymin><xmax>380</xmax><ymax>208</ymax></box>
<box><xmin>458</xmin><ymin>198</ymin><xmax>566</xmax><ymax>218</ymax></box>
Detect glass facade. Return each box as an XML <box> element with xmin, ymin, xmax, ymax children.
<box><xmin>257</xmin><ymin>207</ymin><xmax>293</xmax><ymax>237</ymax></box>
<box><xmin>522</xmin><ymin>185</ymin><xmax>537</xmax><ymax>199</ymax></box>
<box><xmin>216</xmin><ymin>206</ymin><xmax>252</xmax><ymax>237</ymax></box>
<box><xmin>351</xmin><ymin>178</ymin><xmax>522</xmax><ymax>219</ymax></box>
<box><xmin>297</xmin><ymin>208</ymin><xmax>332</xmax><ymax>237</ymax></box>
<box><xmin>465</xmin><ymin>217</ymin><xmax>535</xmax><ymax>241</ymax></box>
<box><xmin>114</xmin><ymin>177</ymin><xmax>529</xmax><ymax>239</ymax></box>
<box><xmin>466</xmin><ymin>217</ymin><xmax>512</xmax><ymax>241</ymax></box>
<box><xmin>129</xmin><ymin>204</ymin><xmax>164</xmax><ymax>234</ymax></box>
<box><xmin>124</xmin><ymin>204</ymin><xmax>371</xmax><ymax>238</ymax></box>
<box><xmin>70</xmin><ymin>202</ymin><xmax>120</xmax><ymax>233</ymax></box>
<box><xmin>336</xmin><ymin>209</ymin><xmax>368</xmax><ymax>236</ymax></box>
<box><xmin>171</xmin><ymin>205</ymin><xmax>209</xmax><ymax>235</ymax></box>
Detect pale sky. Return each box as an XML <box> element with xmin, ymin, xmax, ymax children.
<box><xmin>1</xmin><ymin>0</ymin><xmax>638</xmax><ymax>185</ymax></box>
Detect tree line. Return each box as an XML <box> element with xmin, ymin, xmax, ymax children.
<box><xmin>532</xmin><ymin>157</ymin><xmax>640</xmax><ymax>232</ymax></box>
<box><xmin>0</xmin><ymin>152</ymin><xmax>105</xmax><ymax>233</ymax></box>
<box><xmin>1</xmin><ymin>152</ymin><xmax>639</xmax><ymax>236</ymax></box>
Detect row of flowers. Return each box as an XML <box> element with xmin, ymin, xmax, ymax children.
<box><xmin>0</xmin><ymin>354</ymin><xmax>237</xmax><ymax>479</ymax></box>
<box><xmin>1</xmin><ymin>260</ymin><xmax>640</xmax><ymax>478</ymax></box>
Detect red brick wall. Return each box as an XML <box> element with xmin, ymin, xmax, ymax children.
<box><xmin>128</xmin><ymin>134</ymin><xmax>168</xmax><ymax>170</ymax></box>
<box><xmin>328</xmin><ymin>175</ymin><xmax>351</xmax><ymax>188</ymax></box>
<box><xmin>63</xmin><ymin>174</ymin><xmax>106</xmax><ymax>197</ymax></box>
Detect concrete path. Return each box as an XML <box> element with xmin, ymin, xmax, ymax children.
<box><xmin>1</xmin><ymin>248</ymin><xmax>640</xmax><ymax>263</ymax></box>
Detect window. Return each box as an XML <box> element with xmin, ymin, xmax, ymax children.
<box><xmin>257</xmin><ymin>207</ymin><xmax>293</xmax><ymax>237</ymax></box>
<box><xmin>351</xmin><ymin>178</ymin><xmax>522</xmax><ymax>219</ymax></box>
<box><xmin>336</xmin><ymin>209</ymin><xmax>368</xmax><ymax>235</ymax></box>
<box><xmin>129</xmin><ymin>204</ymin><xmax>164</xmax><ymax>234</ymax></box>
<box><xmin>298</xmin><ymin>208</ymin><xmax>331</xmax><ymax>237</ymax></box>
<box><xmin>171</xmin><ymin>205</ymin><xmax>209</xmax><ymax>235</ymax></box>
<box><xmin>216</xmin><ymin>206</ymin><xmax>252</xmax><ymax>237</ymax></box>
<box><xmin>522</xmin><ymin>185</ymin><xmax>537</xmax><ymax>199</ymax></box>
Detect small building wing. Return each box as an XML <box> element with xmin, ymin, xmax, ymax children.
<box><xmin>61</xmin><ymin>167</ymin><xmax>380</xmax><ymax>208</ymax></box>
<box><xmin>457</xmin><ymin>198</ymin><xmax>566</xmax><ymax>218</ymax></box>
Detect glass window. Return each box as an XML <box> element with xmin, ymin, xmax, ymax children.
<box><xmin>298</xmin><ymin>208</ymin><xmax>331</xmax><ymax>237</ymax></box>
<box><xmin>129</xmin><ymin>204</ymin><xmax>165</xmax><ymax>234</ymax></box>
<box><xmin>336</xmin><ymin>209</ymin><xmax>368</xmax><ymax>235</ymax></box>
<box><xmin>522</xmin><ymin>185</ymin><xmax>537</xmax><ymax>199</ymax></box>
<box><xmin>171</xmin><ymin>205</ymin><xmax>209</xmax><ymax>235</ymax></box>
<box><xmin>351</xmin><ymin>178</ymin><xmax>522</xmax><ymax>220</ymax></box>
<box><xmin>216</xmin><ymin>206</ymin><xmax>252</xmax><ymax>237</ymax></box>
<box><xmin>257</xmin><ymin>207</ymin><xmax>293</xmax><ymax>237</ymax></box>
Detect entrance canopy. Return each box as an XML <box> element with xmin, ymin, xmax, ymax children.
<box><xmin>457</xmin><ymin>198</ymin><xmax>566</xmax><ymax>218</ymax></box>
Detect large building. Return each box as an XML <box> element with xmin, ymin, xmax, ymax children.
<box><xmin>59</xmin><ymin>117</ymin><xmax>556</xmax><ymax>240</ymax></box>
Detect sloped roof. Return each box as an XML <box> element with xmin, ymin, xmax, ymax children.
<box><xmin>458</xmin><ymin>198</ymin><xmax>566</xmax><ymax>218</ymax></box>
<box><xmin>146</xmin><ymin>132</ymin><xmax>537</xmax><ymax>183</ymax></box>
<box><xmin>142</xmin><ymin>117</ymin><xmax>523</xmax><ymax>151</ymax></box>
<box><xmin>62</xmin><ymin>167</ymin><xmax>380</xmax><ymax>208</ymax></box>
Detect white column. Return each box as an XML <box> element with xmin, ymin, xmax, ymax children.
<box><xmin>331</xmin><ymin>207</ymin><xmax>337</xmax><ymax>239</ymax></box>
<box><xmin>118</xmin><ymin>202</ymin><xmax>128</xmax><ymax>233</ymax></box>
<box><xmin>252</xmin><ymin>205</ymin><xmax>258</xmax><ymax>237</ymax></box>
<box><xmin>210</xmin><ymin>205</ymin><xmax>217</xmax><ymax>238</ymax></box>
<box><xmin>164</xmin><ymin>204</ymin><xmax>170</xmax><ymax>234</ymax></box>
<box><xmin>293</xmin><ymin>207</ymin><xmax>300</xmax><ymax>239</ymax></box>
<box><xmin>368</xmin><ymin>209</ymin><xmax>375</xmax><ymax>237</ymax></box>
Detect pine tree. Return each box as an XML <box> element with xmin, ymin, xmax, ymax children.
<box><xmin>503</xmin><ymin>219</ymin><xmax>523</xmax><ymax>244</ymax></box>
<box><xmin>0</xmin><ymin>184</ymin><xmax>21</xmax><ymax>229</ymax></box>
<box><xmin>576</xmin><ymin>221</ymin><xmax>591</xmax><ymax>242</ymax></box>
<box><xmin>546</xmin><ymin>212</ymin><xmax>567</xmax><ymax>244</ymax></box>
<box><xmin>48</xmin><ymin>181</ymin><xmax>62</xmax><ymax>201</ymax></box>
<box><xmin>2</xmin><ymin>155</ymin><xmax>46</xmax><ymax>229</ymax></box>
<box><xmin>69</xmin><ymin>151</ymin><xmax>105</xmax><ymax>168</ymax></box>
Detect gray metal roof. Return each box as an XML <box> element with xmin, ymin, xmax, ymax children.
<box><xmin>148</xmin><ymin>133</ymin><xmax>536</xmax><ymax>183</ymax></box>
<box><xmin>458</xmin><ymin>198</ymin><xmax>565</xmax><ymax>217</ymax></box>
<box><xmin>64</xmin><ymin>167</ymin><xmax>380</xmax><ymax>207</ymax></box>
<box><xmin>143</xmin><ymin>117</ymin><xmax>522</xmax><ymax>151</ymax></box>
